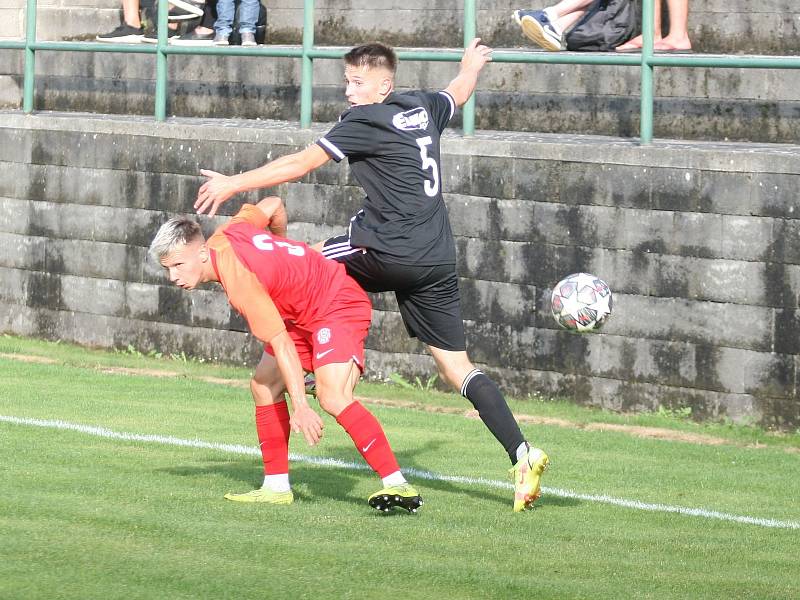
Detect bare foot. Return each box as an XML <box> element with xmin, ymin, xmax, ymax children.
<box><xmin>654</xmin><ymin>35</ymin><xmax>692</xmax><ymax>51</ymax></box>
<box><xmin>615</xmin><ymin>34</ymin><xmax>664</xmax><ymax>52</ymax></box>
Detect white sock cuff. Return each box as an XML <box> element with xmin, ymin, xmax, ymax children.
<box><xmin>515</xmin><ymin>442</ymin><xmax>530</xmax><ymax>462</ymax></box>
<box><xmin>263</xmin><ymin>473</ymin><xmax>291</xmax><ymax>492</ymax></box>
<box><xmin>382</xmin><ymin>471</ymin><xmax>407</xmax><ymax>488</ymax></box>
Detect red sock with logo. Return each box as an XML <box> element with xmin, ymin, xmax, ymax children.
<box><xmin>336</xmin><ymin>401</ymin><xmax>400</xmax><ymax>478</ymax></box>
<box><xmin>255</xmin><ymin>402</ymin><xmax>290</xmax><ymax>475</ymax></box>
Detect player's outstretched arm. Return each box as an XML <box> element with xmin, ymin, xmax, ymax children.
<box><xmin>270</xmin><ymin>330</ymin><xmax>324</xmax><ymax>446</ymax></box>
<box><xmin>444</xmin><ymin>37</ymin><xmax>492</xmax><ymax>107</ymax></box>
<box><xmin>195</xmin><ymin>144</ymin><xmax>331</xmax><ymax>217</ymax></box>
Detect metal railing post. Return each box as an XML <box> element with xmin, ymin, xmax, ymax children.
<box><xmin>461</xmin><ymin>0</ymin><xmax>477</xmax><ymax>136</ymax></box>
<box><xmin>154</xmin><ymin>0</ymin><xmax>169</xmax><ymax>120</ymax></box>
<box><xmin>300</xmin><ymin>0</ymin><xmax>315</xmax><ymax>128</ymax></box>
<box><xmin>639</xmin><ymin>0</ymin><xmax>655</xmax><ymax>144</ymax></box>
<box><xmin>22</xmin><ymin>0</ymin><xmax>37</xmax><ymax>113</ymax></box>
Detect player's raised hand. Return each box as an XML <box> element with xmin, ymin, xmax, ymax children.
<box><xmin>195</xmin><ymin>169</ymin><xmax>237</xmax><ymax>217</ymax></box>
<box><xmin>445</xmin><ymin>38</ymin><xmax>493</xmax><ymax>106</ymax></box>
<box><xmin>461</xmin><ymin>37</ymin><xmax>493</xmax><ymax>73</ymax></box>
<box><xmin>291</xmin><ymin>404</ymin><xmax>324</xmax><ymax>446</ymax></box>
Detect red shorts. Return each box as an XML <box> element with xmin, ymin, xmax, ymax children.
<box><xmin>265</xmin><ymin>278</ymin><xmax>372</xmax><ymax>373</ymax></box>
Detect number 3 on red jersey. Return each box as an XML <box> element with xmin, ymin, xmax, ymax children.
<box><xmin>252</xmin><ymin>234</ymin><xmax>305</xmax><ymax>257</ymax></box>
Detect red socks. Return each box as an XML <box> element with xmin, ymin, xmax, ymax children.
<box><xmin>255</xmin><ymin>402</ymin><xmax>291</xmax><ymax>475</ymax></box>
<box><xmin>256</xmin><ymin>400</ymin><xmax>400</xmax><ymax>480</ymax></box>
<box><xmin>336</xmin><ymin>401</ymin><xmax>400</xmax><ymax>478</ymax></box>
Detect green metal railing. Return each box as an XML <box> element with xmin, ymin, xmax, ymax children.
<box><xmin>2</xmin><ymin>0</ymin><xmax>800</xmax><ymax>144</ymax></box>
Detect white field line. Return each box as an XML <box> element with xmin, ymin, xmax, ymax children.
<box><xmin>2</xmin><ymin>414</ymin><xmax>798</xmax><ymax>531</ymax></box>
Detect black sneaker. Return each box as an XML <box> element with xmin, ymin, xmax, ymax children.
<box><xmin>96</xmin><ymin>23</ymin><xmax>144</xmax><ymax>43</ymax></box>
<box><xmin>142</xmin><ymin>26</ymin><xmax>181</xmax><ymax>43</ymax></box>
<box><xmin>170</xmin><ymin>28</ymin><xmax>215</xmax><ymax>45</ymax></box>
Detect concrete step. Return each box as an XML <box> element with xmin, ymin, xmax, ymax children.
<box><xmin>10</xmin><ymin>0</ymin><xmax>800</xmax><ymax>56</ymax></box>
<box><xmin>0</xmin><ymin>47</ymin><xmax>797</xmax><ymax>143</ymax></box>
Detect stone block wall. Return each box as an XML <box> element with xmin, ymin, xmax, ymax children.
<box><xmin>1</xmin><ymin>112</ymin><xmax>798</xmax><ymax>427</ymax></box>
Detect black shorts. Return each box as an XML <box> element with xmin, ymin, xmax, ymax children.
<box><xmin>321</xmin><ymin>234</ymin><xmax>466</xmax><ymax>352</ymax></box>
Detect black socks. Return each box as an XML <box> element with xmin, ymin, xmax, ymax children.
<box><xmin>461</xmin><ymin>369</ymin><xmax>526</xmax><ymax>464</ymax></box>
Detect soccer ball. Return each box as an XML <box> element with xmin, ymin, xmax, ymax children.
<box><xmin>550</xmin><ymin>272</ymin><xmax>613</xmax><ymax>332</ymax></box>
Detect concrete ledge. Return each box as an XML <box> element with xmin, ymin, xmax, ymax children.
<box><xmin>5</xmin><ymin>0</ymin><xmax>799</xmax><ymax>55</ymax></box>
<box><xmin>2</xmin><ymin>40</ymin><xmax>800</xmax><ymax>142</ymax></box>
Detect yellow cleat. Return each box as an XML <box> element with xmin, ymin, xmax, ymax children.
<box><xmin>509</xmin><ymin>447</ymin><xmax>550</xmax><ymax>512</ymax></box>
<box><xmin>368</xmin><ymin>483</ymin><xmax>423</xmax><ymax>514</ymax></box>
<box><xmin>224</xmin><ymin>487</ymin><xmax>294</xmax><ymax>505</ymax></box>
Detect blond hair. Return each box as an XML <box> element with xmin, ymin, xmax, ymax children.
<box><xmin>148</xmin><ymin>218</ymin><xmax>203</xmax><ymax>262</ymax></box>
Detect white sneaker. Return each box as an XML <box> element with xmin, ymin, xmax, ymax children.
<box><xmin>513</xmin><ymin>9</ymin><xmax>563</xmax><ymax>51</ymax></box>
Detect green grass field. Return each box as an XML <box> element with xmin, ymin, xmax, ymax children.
<box><xmin>1</xmin><ymin>335</ymin><xmax>798</xmax><ymax>599</ymax></box>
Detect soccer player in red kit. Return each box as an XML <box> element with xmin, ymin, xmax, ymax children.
<box><xmin>149</xmin><ymin>196</ymin><xmax>422</xmax><ymax>513</ymax></box>
<box><xmin>194</xmin><ymin>39</ymin><xmax>549</xmax><ymax>512</ymax></box>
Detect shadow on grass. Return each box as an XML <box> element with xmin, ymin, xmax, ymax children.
<box><xmin>160</xmin><ymin>458</ymin><xmax>372</xmax><ymax>509</ymax></box>
<box><xmin>157</xmin><ymin>439</ymin><xmax>580</xmax><ymax>511</ymax></box>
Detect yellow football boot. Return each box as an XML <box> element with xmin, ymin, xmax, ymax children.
<box><xmin>368</xmin><ymin>483</ymin><xmax>423</xmax><ymax>514</ymax></box>
<box><xmin>224</xmin><ymin>487</ymin><xmax>294</xmax><ymax>504</ymax></box>
<box><xmin>509</xmin><ymin>447</ymin><xmax>549</xmax><ymax>512</ymax></box>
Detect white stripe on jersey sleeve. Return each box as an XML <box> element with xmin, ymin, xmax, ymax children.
<box><xmin>438</xmin><ymin>90</ymin><xmax>456</xmax><ymax>121</ymax></box>
<box><xmin>318</xmin><ymin>137</ymin><xmax>345</xmax><ymax>161</ymax></box>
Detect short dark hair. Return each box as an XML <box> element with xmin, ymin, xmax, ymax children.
<box><xmin>344</xmin><ymin>42</ymin><xmax>397</xmax><ymax>75</ymax></box>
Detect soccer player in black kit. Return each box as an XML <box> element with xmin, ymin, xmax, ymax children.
<box><xmin>195</xmin><ymin>38</ymin><xmax>549</xmax><ymax>512</ymax></box>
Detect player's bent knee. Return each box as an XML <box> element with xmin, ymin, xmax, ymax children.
<box><xmin>314</xmin><ymin>361</ymin><xmax>360</xmax><ymax>415</ymax></box>
<box><xmin>430</xmin><ymin>351</ymin><xmax>475</xmax><ymax>391</ymax></box>
<box><xmin>437</xmin><ymin>361</ymin><xmax>465</xmax><ymax>386</ymax></box>
<box><xmin>250</xmin><ymin>375</ymin><xmax>285</xmax><ymax>406</ymax></box>
<box><xmin>316</xmin><ymin>391</ymin><xmax>354</xmax><ymax>417</ymax></box>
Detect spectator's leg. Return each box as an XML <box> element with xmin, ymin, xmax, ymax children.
<box><xmin>238</xmin><ymin>0</ymin><xmax>260</xmax><ymax>33</ymax></box>
<box><xmin>615</xmin><ymin>0</ymin><xmax>663</xmax><ymax>51</ymax></box>
<box><xmin>546</xmin><ymin>0</ymin><xmax>591</xmax><ymax>18</ymax></box>
<box><xmin>654</xmin><ymin>0</ymin><xmax>691</xmax><ymax>51</ymax></box>
<box><xmin>213</xmin><ymin>0</ymin><xmax>235</xmax><ymax>40</ymax></box>
<box><xmin>123</xmin><ymin>0</ymin><xmax>143</xmax><ymax>27</ymax></box>
<box><xmin>535</xmin><ymin>0</ymin><xmax>592</xmax><ymax>32</ymax></box>
<box><xmin>96</xmin><ymin>0</ymin><xmax>144</xmax><ymax>40</ymax></box>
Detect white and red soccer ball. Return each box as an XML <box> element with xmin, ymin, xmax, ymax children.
<box><xmin>550</xmin><ymin>272</ymin><xmax>613</xmax><ymax>333</ymax></box>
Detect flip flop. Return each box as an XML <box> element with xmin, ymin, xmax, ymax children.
<box><xmin>654</xmin><ymin>48</ymin><xmax>694</xmax><ymax>54</ymax></box>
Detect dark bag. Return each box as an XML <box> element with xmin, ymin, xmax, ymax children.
<box><xmin>565</xmin><ymin>0</ymin><xmax>636</xmax><ymax>51</ymax></box>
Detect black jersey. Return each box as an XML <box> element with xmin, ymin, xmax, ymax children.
<box><xmin>316</xmin><ymin>90</ymin><xmax>457</xmax><ymax>266</ymax></box>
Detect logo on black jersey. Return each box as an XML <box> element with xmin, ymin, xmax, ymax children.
<box><xmin>392</xmin><ymin>107</ymin><xmax>429</xmax><ymax>131</ymax></box>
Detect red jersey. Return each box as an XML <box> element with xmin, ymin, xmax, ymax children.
<box><xmin>207</xmin><ymin>204</ymin><xmax>355</xmax><ymax>343</ymax></box>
